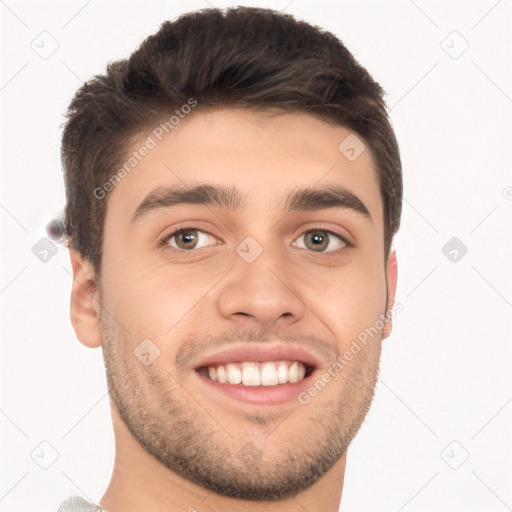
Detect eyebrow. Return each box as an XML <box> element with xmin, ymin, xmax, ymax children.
<box><xmin>131</xmin><ymin>183</ymin><xmax>372</xmax><ymax>223</ymax></box>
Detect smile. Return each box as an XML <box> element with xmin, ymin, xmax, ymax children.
<box><xmin>197</xmin><ymin>360</ymin><xmax>314</xmax><ymax>386</ymax></box>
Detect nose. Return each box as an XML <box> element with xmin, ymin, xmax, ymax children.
<box><xmin>216</xmin><ymin>250</ymin><xmax>307</xmax><ymax>330</ymax></box>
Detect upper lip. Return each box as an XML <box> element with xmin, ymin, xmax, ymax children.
<box><xmin>192</xmin><ymin>342</ymin><xmax>320</xmax><ymax>370</ymax></box>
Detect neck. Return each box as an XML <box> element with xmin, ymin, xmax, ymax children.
<box><xmin>98</xmin><ymin>407</ymin><xmax>347</xmax><ymax>512</ymax></box>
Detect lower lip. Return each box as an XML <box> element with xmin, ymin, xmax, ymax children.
<box><xmin>195</xmin><ymin>369</ymin><xmax>315</xmax><ymax>405</ymax></box>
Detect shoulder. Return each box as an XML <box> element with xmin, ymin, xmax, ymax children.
<box><xmin>57</xmin><ymin>495</ymin><xmax>109</xmax><ymax>512</ymax></box>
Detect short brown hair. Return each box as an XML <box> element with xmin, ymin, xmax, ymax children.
<box><xmin>61</xmin><ymin>6</ymin><xmax>402</xmax><ymax>275</ymax></box>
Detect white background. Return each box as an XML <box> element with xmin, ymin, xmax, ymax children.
<box><xmin>1</xmin><ymin>0</ymin><xmax>511</xmax><ymax>511</ymax></box>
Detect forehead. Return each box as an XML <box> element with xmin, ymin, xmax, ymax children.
<box><xmin>106</xmin><ymin>108</ymin><xmax>383</xmax><ymax>226</ymax></box>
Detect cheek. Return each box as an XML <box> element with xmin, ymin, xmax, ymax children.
<box><xmin>102</xmin><ymin>228</ymin><xmax>173</xmax><ymax>320</ymax></box>
<box><xmin>100</xmin><ymin>261</ymin><xmax>169</xmax><ymax>344</ymax></box>
<box><xmin>103</xmin><ymin>266</ymin><xmax>217</xmax><ymax>350</ymax></box>
<box><xmin>317</xmin><ymin>259</ymin><xmax>387</xmax><ymax>344</ymax></box>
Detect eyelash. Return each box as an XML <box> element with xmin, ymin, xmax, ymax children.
<box><xmin>158</xmin><ymin>226</ymin><xmax>353</xmax><ymax>258</ymax></box>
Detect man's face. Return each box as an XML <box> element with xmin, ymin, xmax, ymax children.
<box><xmin>96</xmin><ymin>108</ymin><xmax>394</xmax><ymax>500</ymax></box>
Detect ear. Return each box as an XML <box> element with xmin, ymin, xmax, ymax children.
<box><xmin>382</xmin><ymin>248</ymin><xmax>398</xmax><ymax>340</ymax></box>
<box><xmin>69</xmin><ymin>249</ymin><xmax>102</xmax><ymax>348</ymax></box>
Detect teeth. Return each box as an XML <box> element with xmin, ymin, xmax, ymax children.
<box><xmin>226</xmin><ymin>363</ymin><xmax>241</xmax><ymax>384</ymax></box>
<box><xmin>202</xmin><ymin>360</ymin><xmax>309</xmax><ymax>386</ymax></box>
<box><xmin>242</xmin><ymin>363</ymin><xmax>260</xmax><ymax>386</ymax></box>
<box><xmin>277</xmin><ymin>362</ymin><xmax>288</xmax><ymax>384</ymax></box>
<box><xmin>216</xmin><ymin>365</ymin><xmax>227</xmax><ymax>383</ymax></box>
<box><xmin>260</xmin><ymin>362</ymin><xmax>279</xmax><ymax>386</ymax></box>
<box><xmin>297</xmin><ymin>363</ymin><xmax>306</xmax><ymax>381</ymax></box>
<box><xmin>288</xmin><ymin>362</ymin><xmax>298</xmax><ymax>383</ymax></box>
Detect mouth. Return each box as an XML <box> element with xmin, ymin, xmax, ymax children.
<box><xmin>196</xmin><ymin>360</ymin><xmax>315</xmax><ymax>386</ymax></box>
<box><xmin>191</xmin><ymin>344</ymin><xmax>319</xmax><ymax>405</ymax></box>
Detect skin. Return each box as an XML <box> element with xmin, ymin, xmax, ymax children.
<box><xmin>69</xmin><ymin>108</ymin><xmax>398</xmax><ymax>512</ymax></box>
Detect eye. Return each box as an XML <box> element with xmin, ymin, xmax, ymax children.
<box><xmin>159</xmin><ymin>227</ymin><xmax>351</xmax><ymax>255</ymax></box>
<box><xmin>292</xmin><ymin>229</ymin><xmax>350</xmax><ymax>254</ymax></box>
<box><xmin>160</xmin><ymin>228</ymin><xmax>219</xmax><ymax>251</ymax></box>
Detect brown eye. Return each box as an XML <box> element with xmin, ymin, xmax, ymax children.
<box><xmin>304</xmin><ymin>231</ymin><xmax>329</xmax><ymax>251</ymax></box>
<box><xmin>164</xmin><ymin>228</ymin><xmax>218</xmax><ymax>251</ymax></box>
<box><xmin>293</xmin><ymin>229</ymin><xmax>348</xmax><ymax>253</ymax></box>
<box><xmin>174</xmin><ymin>229</ymin><xmax>199</xmax><ymax>249</ymax></box>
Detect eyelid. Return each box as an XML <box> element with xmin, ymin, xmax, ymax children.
<box><xmin>159</xmin><ymin>225</ymin><xmax>352</xmax><ymax>254</ymax></box>
<box><xmin>290</xmin><ymin>228</ymin><xmax>351</xmax><ymax>258</ymax></box>
<box><xmin>159</xmin><ymin>225</ymin><xmax>219</xmax><ymax>251</ymax></box>
<box><xmin>293</xmin><ymin>224</ymin><xmax>352</xmax><ymax>247</ymax></box>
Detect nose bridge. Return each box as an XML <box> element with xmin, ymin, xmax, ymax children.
<box><xmin>216</xmin><ymin>235</ymin><xmax>307</xmax><ymax>327</ymax></box>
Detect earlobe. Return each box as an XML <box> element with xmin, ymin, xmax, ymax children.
<box><xmin>68</xmin><ymin>249</ymin><xmax>103</xmax><ymax>348</ymax></box>
<box><xmin>382</xmin><ymin>248</ymin><xmax>398</xmax><ymax>340</ymax></box>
